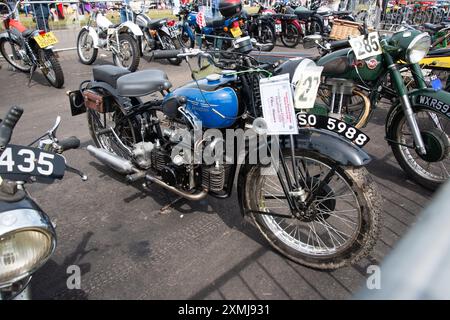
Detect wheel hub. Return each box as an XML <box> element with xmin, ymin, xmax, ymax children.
<box><xmin>417</xmin><ymin>129</ymin><xmax>449</xmax><ymax>162</ymax></box>
<box><xmin>295</xmin><ymin>177</ymin><xmax>336</xmax><ymax>222</ymax></box>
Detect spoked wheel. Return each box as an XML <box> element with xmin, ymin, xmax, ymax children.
<box><xmin>240</xmin><ymin>150</ymin><xmax>381</xmax><ymax>269</ymax></box>
<box><xmin>39</xmin><ymin>49</ymin><xmax>64</xmax><ymax>88</ymax></box>
<box><xmin>255</xmin><ymin>23</ymin><xmax>275</xmax><ymax>51</ymax></box>
<box><xmin>178</xmin><ymin>27</ymin><xmax>195</xmax><ymax>48</ymax></box>
<box><xmin>390</xmin><ymin>107</ymin><xmax>450</xmax><ymax>190</ymax></box>
<box><xmin>77</xmin><ymin>28</ymin><xmax>98</xmax><ymax>65</ymax></box>
<box><xmin>87</xmin><ymin>102</ymin><xmax>139</xmax><ymax>159</ymax></box>
<box><xmin>0</xmin><ymin>38</ymin><xmax>32</xmax><ymax>72</ymax></box>
<box><xmin>113</xmin><ymin>33</ymin><xmax>140</xmax><ymax>72</ymax></box>
<box><xmin>160</xmin><ymin>34</ymin><xmax>182</xmax><ymax>65</ymax></box>
<box><xmin>280</xmin><ymin>23</ymin><xmax>301</xmax><ymax>48</ymax></box>
<box><xmin>317</xmin><ymin>87</ymin><xmax>370</xmax><ymax>128</ymax></box>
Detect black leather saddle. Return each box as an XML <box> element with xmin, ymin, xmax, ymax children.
<box><xmin>92</xmin><ymin>65</ymin><xmax>130</xmax><ymax>88</ymax></box>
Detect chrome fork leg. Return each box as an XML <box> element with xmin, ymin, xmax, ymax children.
<box><xmin>400</xmin><ymin>94</ymin><xmax>426</xmax><ymax>155</ymax></box>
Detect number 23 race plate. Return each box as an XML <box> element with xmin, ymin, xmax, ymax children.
<box><xmin>297</xmin><ymin>113</ymin><xmax>370</xmax><ymax>147</ymax></box>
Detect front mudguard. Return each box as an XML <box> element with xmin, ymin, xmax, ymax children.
<box><xmin>81</xmin><ymin>26</ymin><xmax>99</xmax><ymax>48</ymax></box>
<box><xmin>385</xmin><ymin>88</ymin><xmax>450</xmax><ymax>140</ymax></box>
<box><xmin>119</xmin><ymin>21</ymin><xmax>144</xmax><ymax>37</ymax></box>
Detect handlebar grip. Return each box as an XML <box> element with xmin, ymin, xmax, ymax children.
<box><xmin>0</xmin><ymin>106</ymin><xmax>23</xmax><ymax>149</ymax></box>
<box><xmin>58</xmin><ymin>136</ymin><xmax>81</xmax><ymax>152</ymax></box>
<box><xmin>151</xmin><ymin>49</ymin><xmax>183</xmax><ymax>60</ymax></box>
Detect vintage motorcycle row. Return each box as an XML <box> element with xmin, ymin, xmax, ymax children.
<box><xmin>1</xmin><ymin>3</ymin><xmax>450</xmax><ymax>300</ymax></box>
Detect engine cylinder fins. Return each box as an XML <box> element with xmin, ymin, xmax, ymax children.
<box><xmin>202</xmin><ymin>164</ymin><xmax>227</xmax><ymax>193</ymax></box>
<box><xmin>151</xmin><ymin>148</ymin><xmax>170</xmax><ymax>172</ymax></box>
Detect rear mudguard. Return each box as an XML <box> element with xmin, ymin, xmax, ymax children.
<box><xmin>386</xmin><ymin>88</ymin><xmax>450</xmax><ymax>140</ymax></box>
<box><xmin>236</xmin><ymin>128</ymin><xmax>371</xmax><ymax>216</ymax></box>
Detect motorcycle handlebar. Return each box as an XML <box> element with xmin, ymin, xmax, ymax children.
<box><xmin>0</xmin><ymin>106</ymin><xmax>23</xmax><ymax>150</ymax></box>
<box><xmin>58</xmin><ymin>136</ymin><xmax>81</xmax><ymax>153</ymax></box>
<box><xmin>151</xmin><ymin>49</ymin><xmax>184</xmax><ymax>60</ymax></box>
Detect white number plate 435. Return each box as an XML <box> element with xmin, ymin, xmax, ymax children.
<box><xmin>349</xmin><ymin>32</ymin><xmax>382</xmax><ymax>60</ymax></box>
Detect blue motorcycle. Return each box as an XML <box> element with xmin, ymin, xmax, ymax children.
<box><xmin>68</xmin><ymin>36</ymin><xmax>381</xmax><ymax>270</ymax></box>
<box><xmin>176</xmin><ymin>3</ymin><xmax>245</xmax><ymax>50</ymax></box>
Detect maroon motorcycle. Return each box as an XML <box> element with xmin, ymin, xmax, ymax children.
<box><xmin>270</xmin><ymin>1</ymin><xmax>303</xmax><ymax>47</ymax></box>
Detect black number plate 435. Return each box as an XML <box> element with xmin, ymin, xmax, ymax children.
<box><xmin>297</xmin><ymin>113</ymin><xmax>370</xmax><ymax>147</ymax></box>
<box><xmin>0</xmin><ymin>145</ymin><xmax>66</xmax><ymax>181</ymax></box>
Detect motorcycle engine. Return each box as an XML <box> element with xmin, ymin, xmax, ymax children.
<box><xmin>132</xmin><ymin>142</ymin><xmax>154</xmax><ymax>169</ymax></box>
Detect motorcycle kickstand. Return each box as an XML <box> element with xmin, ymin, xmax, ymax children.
<box><xmin>28</xmin><ymin>65</ymin><xmax>37</xmax><ymax>87</ymax></box>
<box><xmin>159</xmin><ymin>196</ymin><xmax>185</xmax><ymax>215</ymax></box>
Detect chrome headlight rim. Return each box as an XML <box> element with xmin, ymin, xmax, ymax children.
<box><xmin>0</xmin><ymin>209</ymin><xmax>56</xmax><ymax>287</ymax></box>
<box><xmin>406</xmin><ymin>32</ymin><xmax>431</xmax><ymax>64</ymax></box>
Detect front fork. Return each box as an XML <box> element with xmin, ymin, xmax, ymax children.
<box><xmin>385</xmin><ymin>52</ymin><xmax>427</xmax><ymax>154</ymax></box>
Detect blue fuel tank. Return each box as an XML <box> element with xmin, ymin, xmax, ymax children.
<box><xmin>164</xmin><ymin>73</ymin><xmax>239</xmax><ymax>128</ymax></box>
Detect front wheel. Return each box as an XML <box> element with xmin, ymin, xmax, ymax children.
<box><xmin>389</xmin><ymin>106</ymin><xmax>450</xmax><ymax>190</ymax></box>
<box><xmin>77</xmin><ymin>28</ymin><xmax>98</xmax><ymax>65</ymax></box>
<box><xmin>280</xmin><ymin>23</ymin><xmax>301</xmax><ymax>48</ymax></box>
<box><xmin>113</xmin><ymin>33</ymin><xmax>140</xmax><ymax>72</ymax></box>
<box><xmin>240</xmin><ymin>150</ymin><xmax>381</xmax><ymax>269</ymax></box>
<box><xmin>39</xmin><ymin>49</ymin><xmax>64</xmax><ymax>88</ymax></box>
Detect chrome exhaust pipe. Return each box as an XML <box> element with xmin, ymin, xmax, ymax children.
<box><xmin>87</xmin><ymin>145</ymin><xmax>137</xmax><ymax>174</ymax></box>
<box><xmin>145</xmin><ymin>174</ymin><xmax>208</xmax><ymax>201</ymax></box>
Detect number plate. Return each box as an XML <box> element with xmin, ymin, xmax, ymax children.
<box><xmin>349</xmin><ymin>32</ymin><xmax>382</xmax><ymax>60</ymax></box>
<box><xmin>275</xmin><ymin>23</ymin><xmax>282</xmax><ymax>33</ymax></box>
<box><xmin>0</xmin><ymin>145</ymin><xmax>66</xmax><ymax>181</ymax></box>
<box><xmin>230</xmin><ymin>26</ymin><xmax>242</xmax><ymax>38</ymax></box>
<box><xmin>297</xmin><ymin>113</ymin><xmax>370</xmax><ymax>147</ymax></box>
<box><xmin>34</xmin><ymin>31</ymin><xmax>58</xmax><ymax>48</ymax></box>
<box><xmin>169</xmin><ymin>26</ymin><xmax>180</xmax><ymax>37</ymax></box>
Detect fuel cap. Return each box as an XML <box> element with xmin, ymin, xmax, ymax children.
<box><xmin>206</xmin><ymin>73</ymin><xmax>221</xmax><ymax>82</ymax></box>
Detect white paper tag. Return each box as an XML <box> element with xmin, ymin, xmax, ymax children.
<box><xmin>292</xmin><ymin>60</ymin><xmax>323</xmax><ymax>110</ymax></box>
<box><xmin>349</xmin><ymin>32</ymin><xmax>382</xmax><ymax>60</ymax></box>
<box><xmin>259</xmin><ymin>74</ymin><xmax>298</xmax><ymax>135</ymax></box>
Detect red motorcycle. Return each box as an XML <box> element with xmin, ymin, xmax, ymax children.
<box><xmin>270</xmin><ymin>1</ymin><xmax>303</xmax><ymax>48</ymax></box>
<box><xmin>0</xmin><ymin>1</ymin><xmax>64</xmax><ymax>88</ymax></box>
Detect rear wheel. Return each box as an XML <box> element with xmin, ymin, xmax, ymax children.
<box><xmin>113</xmin><ymin>33</ymin><xmax>140</xmax><ymax>72</ymax></box>
<box><xmin>77</xmin><ymin>28</ymin><xmax>98</xmax><ymax>65</ymax></box>
<box><xmin>240</xmin><ymin>150</ymin><xmax>381</xmax><ymax>269</ymax></box>
<box><xmin>39</xmin><ymin>49</ymin><xmax>64</xmax><ymax>88</ymax></box>
<box><xmin>0</xmin><ymin>38</ymin><xmax>32</xmax><ymax>72</ymax></box>
<box><xmin>280</xmin><ymin>23</ymin><xmax>301</xmax><ymax>48</ymax></box>
<box><xmin>160</xmin><ymin>34</ymin><xmax>182</xmax><ymax>65</ymax></box>
<box><xmin>255</xmin><ymin>23</ymin><xmax>276</xmax><ymax>51</ymax></box>
<box><xmin>87</xmin><ymin>101</ymin><xmax>139</xmax><ymax>160</ymax></box>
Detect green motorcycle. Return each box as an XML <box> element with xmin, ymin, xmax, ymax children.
<box><xmin>304</xmin><ymin>27</ymin><xmax>449</xmax><ymax>191</ymax></box>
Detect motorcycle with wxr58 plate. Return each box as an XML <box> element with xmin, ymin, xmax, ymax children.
<box><xmin>68</xmin><ymin>33</ymin><xmax>381</xmax><ymax>269</ymax></box>
<box><xmin>0</xmin><ymin>1</ymin><xmax>64</xmax><ymax>88</ymax></box>
<box><xmin>0</xmin><ymin>107</ymin><xmax>86</xmax><ymax>300</ymax></box>
<box><xmin>303</xmin><ymin>23</ymin><xmax>450</xmax><ymax>190</ymax></box>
